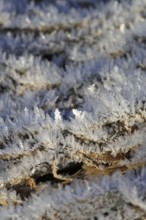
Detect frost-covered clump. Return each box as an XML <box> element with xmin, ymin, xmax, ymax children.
<box><xmin>0</xmin><ymin>0</ymin><xmax>146</xmax><ymax>219</ymax></box>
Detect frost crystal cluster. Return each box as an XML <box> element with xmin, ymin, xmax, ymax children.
<box><xmin>0</xmin><ymin>0</ymin><xmax>146</xmax><ymax>219</ymax></box>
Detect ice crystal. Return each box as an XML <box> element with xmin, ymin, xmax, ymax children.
<box><xmin>0</xmin><ymin>0</ymin><xmax>146</xmax><ymax>219</ymax></box>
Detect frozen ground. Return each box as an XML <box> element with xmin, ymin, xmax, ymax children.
<box><xmin>0</xmin><ymin>0</ymin><xmax>146</xmax><ymax>219</ymax></box>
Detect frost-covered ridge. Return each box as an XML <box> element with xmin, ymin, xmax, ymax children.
<box><xmin>0</xmin><ymin>0</ymin><xmax>146</xmax><ymax>219</ymax></box>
